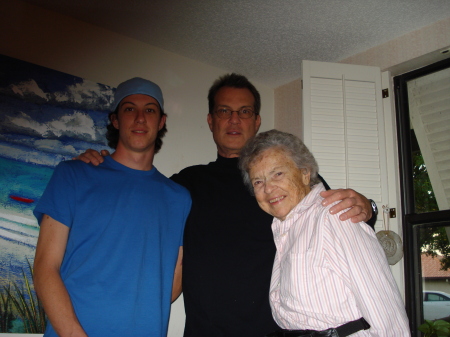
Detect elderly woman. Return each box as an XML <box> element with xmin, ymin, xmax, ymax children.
<box><xmin>239</xmin><ymin>130</ymin><xmax>410</xmax><ymax>337</ymax></box>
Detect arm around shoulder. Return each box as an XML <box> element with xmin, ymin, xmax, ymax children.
<box><xmin>320</xmin><ymin>188</ymin><xmax>375</xmax><ymax>228</ymax></box>
<box><xmin>34</xmin><ymin>214</ymin><xmax>88</xmax><ymax>337</ymax></box>
<box><xmin>73</xmin><ymin>149</ymin><xmax>109</xmax><ymax>166</ymax></box>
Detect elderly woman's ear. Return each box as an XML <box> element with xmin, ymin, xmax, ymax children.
<box><xmin>301</xmin><ymin>170</ymin><xmax>311</xmax><ymax>186</ymax></box>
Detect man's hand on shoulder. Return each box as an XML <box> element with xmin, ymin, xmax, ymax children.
<box><xmin>73</xmin><ymin>149</ymin><xmax>109</xmax><ymax>166</ymax></box>
<box><xmin>320</xmin><ymin>188</ymin><xmax>372</xmax><ymax>223</ymax></box>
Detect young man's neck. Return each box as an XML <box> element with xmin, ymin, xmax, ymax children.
<box><xmin>111</xmin><ymin>147</ymin><xmax>155</xmax><ymax>171</ymax></box>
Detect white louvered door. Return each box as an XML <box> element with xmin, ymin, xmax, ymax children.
<box><xmin>302</xmin><ymin>60</ymin><xmax>389</xmax><ymax>230</ymax></box>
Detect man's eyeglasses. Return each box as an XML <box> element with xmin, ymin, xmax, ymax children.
<box><xmin>214</xmin><ymin>107</ymin><xmax>256</xmax><ymax>119</ymax></box>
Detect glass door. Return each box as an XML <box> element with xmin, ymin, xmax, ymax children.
<box><xmin>395</xmin><ymin>57</ymin><xmax>450</xmax><ymax>335</ymax></box>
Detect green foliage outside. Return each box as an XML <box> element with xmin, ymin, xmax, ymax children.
<box><xmin>0</xmin><ymin>259</ymin><xmax>46</xmax><ymax>333</ymax></box>
<box><xmin>419</xmin><ymin>319</ymin><xmax>450</xmax><ymax>337</ymax></box>
<box><xmin>413</xmin><ymin>151</ymin><xmax>439</xmax><ymax>214</ymax></box>
<box><xmin>413</xmin><ymin>151</ymin><xmax>449</xmax><ymax>270</ymax></box>
<box><xmin>414</xmin><ymin>148</ymin><xmax>450</xmax><ymax>334</ymax></box>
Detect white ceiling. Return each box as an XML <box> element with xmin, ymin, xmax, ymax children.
<box><xmin>24</xmin><ymin>0</ymin><xmax>450</xmax><ymax>88</ymax></box>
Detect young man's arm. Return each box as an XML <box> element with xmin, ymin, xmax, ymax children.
<box><xmin>34</xmin><ymin>214</ymin><xmax>88</xmax><ymax>337</ymax></box>
<box><xmin>171</xmin><ymin>247</ymin><xmax>183</xmax><ymax>303</ymax></box>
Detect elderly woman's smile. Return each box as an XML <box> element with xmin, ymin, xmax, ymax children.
<box><xmin>249</xmin><ymin>147</ymin><xmax>310</xmax><ymax>221</ymax></box>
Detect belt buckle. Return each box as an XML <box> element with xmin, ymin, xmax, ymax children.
<box><xmin>312</xmin><ymin>328</ymin><xmax>339</xmax><ymax>337</ymax></box>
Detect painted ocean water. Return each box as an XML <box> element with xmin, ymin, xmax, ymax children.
<box><xmin>0</xmin><ymin>156</ymin><xmax>53</xmax><ymax>286</ymax></box>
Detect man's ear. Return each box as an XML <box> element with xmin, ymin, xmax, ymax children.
<box><xmin>111</xmin><ymin>114</ymin><xmax>119</xmax><ymax>130</ymax></box>
<box><xmin>255</xmin><ymin>114</ymin><xmax>262</xmax><ymax>133</ymax></box>
<box><xmin>159</xmin><ymin>114</ymin><xmax>167</xmax><ymax>130</ymax></box>
<box><xmin>207</xmin><ymin>113</ymin><xmax>213</xmax><ymax>132</ymax></box>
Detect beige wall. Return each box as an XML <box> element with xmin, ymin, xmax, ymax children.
<box><xmin>424</xmin><ymin>280</ymin><xmax>450</xmax><ymax>294</ymax></box>
<box><xmin>274</xmin><ymin>79</ymin><xmax>303</xmax><ymax>138</ymax></box>
<box><xmin>274</xmin><ymin>17</ymin><xmax>450</xmax><ymax>139</ymax></box>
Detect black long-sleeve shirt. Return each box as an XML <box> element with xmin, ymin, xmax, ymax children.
<box><xmin>171</xmin><ymin>155</ymin><xmax>279</xmax><ymax>336</ymax></box>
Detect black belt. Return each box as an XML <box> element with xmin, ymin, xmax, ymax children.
<box><xmin>265</xmin><ymin>317</ymin><xmax>370</xmax><ymax>337</ymax></box>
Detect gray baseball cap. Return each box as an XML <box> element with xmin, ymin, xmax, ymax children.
<box><xmin>111</xmin><ymin>77</ymin><xmax>164</xmax><ymax>112</ymax></box>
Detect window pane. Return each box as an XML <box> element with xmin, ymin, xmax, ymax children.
<box><xmin>420</xmin><ymin>225</ymin><xmax>450</xmax><ymax>321</ymax></box>
<box><xmin>410</xmin><ymin>131</ymin><xmax>439</xmax><ymax>214</ymax></box>
<box><xmin>395</xmin><ymin>58</ymin><xmax>450</xmax><ymax>336</ymax></box>
<box><xmin>407</xmin><ymin>67</ymin><xmax>450</xmax><ymax>213</ymax></box>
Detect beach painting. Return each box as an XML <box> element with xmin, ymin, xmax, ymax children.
<box><xmin>0</xmin><ymin>54</ymin><xmax>114</xmax><ymax>333</ymax></box>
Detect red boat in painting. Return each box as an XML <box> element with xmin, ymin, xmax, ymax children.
<box><xmin>9</xmin><ymin>195</ymin><xmax>35</xmax><ymax>203</ymax></box>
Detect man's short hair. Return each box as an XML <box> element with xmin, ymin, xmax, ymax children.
<box><xmin>207</xmin><ymin>73</ymin><xmax>261</xmax><ymax>115</ymax></box>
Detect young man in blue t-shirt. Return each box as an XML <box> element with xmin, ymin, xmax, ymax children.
<box><xmin>33</xmin><ymin>78</ymin><xmax>191</xmax><ymax>337</ymax></box>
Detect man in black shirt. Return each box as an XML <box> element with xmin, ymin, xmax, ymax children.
<box><xmin>77</xmin><ymin>73</ymin><xmax>375</xmax><ymax>337</ymax></box>
<box><xmin>171</xmin><ymin>74</ymin><xmax>375</xmax><ymax>337</ymax></box>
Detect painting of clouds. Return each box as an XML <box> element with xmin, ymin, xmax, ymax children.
<box><xmin>0</xmin><ymin>54</ymin><xmax>114</xmax><ymax>333</ymax></box>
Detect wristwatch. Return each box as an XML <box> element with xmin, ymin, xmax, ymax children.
<box><xmin>369</xmin><ymin>199</ymin><xmax>378</xmax><ymax>216</ymax></box>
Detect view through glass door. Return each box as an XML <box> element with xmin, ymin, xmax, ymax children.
<box><xmin>395</xmin><ymin>57</ymin><xmax>450</xmax><ymax>335</ymax></box>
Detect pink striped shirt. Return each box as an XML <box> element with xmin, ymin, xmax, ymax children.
<box><xmin>269</xmin><ymin>183</ymin><xmax>410</xmax><ymax>336</ymax></box>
